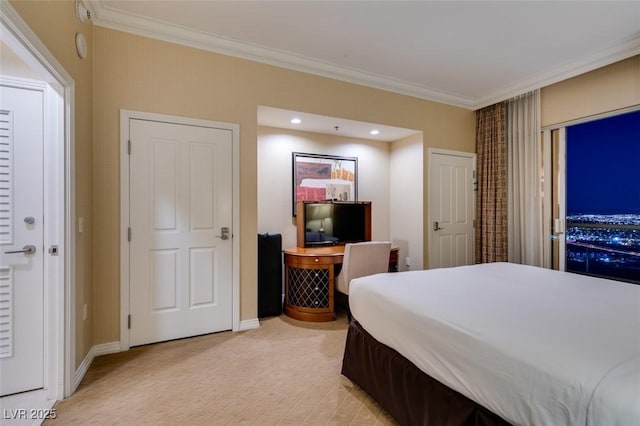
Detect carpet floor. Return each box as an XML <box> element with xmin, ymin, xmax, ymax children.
<box><xmin>46</xmin><ymin>313</ymin><xmax>397</xmax><ymax>425</ymax></box>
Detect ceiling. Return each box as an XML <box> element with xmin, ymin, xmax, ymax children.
<box><xmin>88</xmin><ymin>1</ymin><xmax>639</xmax><ymax>140</ymax></box>
<box><xmin>258</xmin><ymin>106</ymin><xmax>420</xmax><ymax>142</ymax></box>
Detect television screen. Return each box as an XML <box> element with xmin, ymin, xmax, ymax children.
<box><xmin>303</xmin><ymin>202</ymin><xmax>368</xmax><ymax>247</ymax></box>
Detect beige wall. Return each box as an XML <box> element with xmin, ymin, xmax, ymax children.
<box><xmin>9</xmin><ymin>0</ymin><xmax>94</xmax><ymax>369</ymax></box>
<box><xmin>92</xmin><ymin>27</ymin><xmax>475</xmax><ymax>342</ymax></box>
<box><xmin>390</xmin><ymin>133</ymin><xmax>424</xmax><ymax>271</ymax></box>
<box><xmin>0</xmin><ymin>40</ymin><xmax>42</xmax><ymax>79</ymax></box>
<box><xmin>541</xmin><ymin>55</ymin><xmax>640</xmax><ymax>127</ymax></box>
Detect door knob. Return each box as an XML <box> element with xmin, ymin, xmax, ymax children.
<box><xmin>5</xmin><ymin>245</ymin><xmax>37</xmax><ymax>255</ymax></box>
<box><xmin>433</xmin><ymin>221</ymin><xmax>445</xmax><ymax>231</ymax></box>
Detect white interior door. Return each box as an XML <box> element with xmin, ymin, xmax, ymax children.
<box><xmin>0</xmin><ymin>85</ymin><xmax>44</xmax><ymax>396</ymax></box>
<box><xmin>429</xmin><ymin>150</ymin><xmax>475</xmax><ymax>269</ymax></box>
<box><xmin>129</xmin><ymin>119</ymin><xmax>233</xmax><ymax>347</ymax></box>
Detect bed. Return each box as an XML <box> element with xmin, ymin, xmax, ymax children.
<box><xmin>341</xmin><ymin>262</ymin><xmax>640</xmax><ymax>426</ymax></box>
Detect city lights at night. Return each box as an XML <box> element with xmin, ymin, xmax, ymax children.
<box><xmin>566</xmin><ymin>110</ymin><xmax>640</xmax><ymax>283</ymax></box>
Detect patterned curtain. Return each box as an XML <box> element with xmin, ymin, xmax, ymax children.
<box><xmin>475</xmin><ymin>103</ymin><xmax>507</xmax><ymax>263</ymax></box>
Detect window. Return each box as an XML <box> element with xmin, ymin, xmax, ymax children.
<box><xmin>565</xmin><ymin>110</ymin><xmax>640</xmax><ymax>283</ymax></box>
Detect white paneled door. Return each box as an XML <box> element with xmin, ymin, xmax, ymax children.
<box><xmin>429</xmin><ymin>151</ymin><xmax>475</xmax><ymax>269</ymax></box>
<box><xmin>0</xmin><ymin>85</ymin><xmax>44</xmax><ymax>396</ymax></box>
<box><xmin>129</xmin><ymin>119</ymin><xmax>233</xmax><ymax>347</ymax></box>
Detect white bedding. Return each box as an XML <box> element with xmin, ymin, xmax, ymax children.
<box><xmin>348</xmin><ymin>262</ymin><xmax>640</xmax><ymax>426</ymax></box>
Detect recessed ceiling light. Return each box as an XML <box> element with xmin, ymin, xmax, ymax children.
<box><xmin>370</xmin><ymin>129</ymin><xmax>380</xmax><ymax>135</ymax></box>
<box><xmin>290</xmin><ymin>118</ymin><xmax>302</xmax><ymax>124</ymax></box>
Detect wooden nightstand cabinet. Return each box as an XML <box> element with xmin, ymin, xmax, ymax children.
<box><xmin>283</xmin><ymin>247</ymin><xmax>343</xmax><ymax>322</ymax></box>
<box><xmin>283</xmin><ymin>245</ymin><xmax>399</xmax><ymax>322</ymax></box>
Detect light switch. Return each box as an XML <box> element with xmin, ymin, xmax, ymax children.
<box><xmin>78</xmin><ymin>217</ymin><xmax>84</xmax><ymax>233</ymax></box>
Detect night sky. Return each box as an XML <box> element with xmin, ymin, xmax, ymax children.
<box><xmin>567</xmin><ymin>109</ymin><xmax>640</xmax><ymax>215</ymax></box>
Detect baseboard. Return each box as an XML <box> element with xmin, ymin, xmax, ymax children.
<box><xmin>73</xmin><ymin>341</ymin><xmax>120</xmax><ymax>392</ymax></box>
<box><xmin>92</xmin><ymin>341</ymin><xmax>121</xmax><ymax>357</ymax></box>
<box><xmin>238</xmin><ymin>318</ymin><xmax>260</xmax><ymax>331</ymax></box>
<box><xmin>72</xmin><ymin>320</ymin><xmax>258</xmax><ymax>391</ymax></box>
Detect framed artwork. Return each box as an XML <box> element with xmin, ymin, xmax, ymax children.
<box><xmin>292</xmin><ymin>152</ymin><xmax>358</xmax><ymax>215</ymax></box>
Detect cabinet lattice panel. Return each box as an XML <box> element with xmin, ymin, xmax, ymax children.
<box><xmin>287</xmin><ymin>267</ymin><xmax>329</xmax><ymax>308</ymax></box>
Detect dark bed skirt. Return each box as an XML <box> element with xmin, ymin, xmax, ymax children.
<box><xmin>341</xmin><ymin>321</ymin><xmax>511</xmax><ymax>426</ymax></box>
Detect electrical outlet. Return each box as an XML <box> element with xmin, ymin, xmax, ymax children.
<box><xmin>83</xmin><ymin>303</ymin><xmax>88</xmax><ymax>321</ymax></box>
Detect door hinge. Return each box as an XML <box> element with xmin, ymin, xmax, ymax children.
<box><xmin>128</xmin><ymin>139</ymin><xmax>131</xmax><ymax>155</ymax></box>
<box><xmin>128</xmin><ymin>227</ymin><xmax>131</xmax><ymax>242</ymax></box>
<box><xmin>128</xmin><ymin>314</ymin><xmax>131</xmax><ymax>329</ymax></box>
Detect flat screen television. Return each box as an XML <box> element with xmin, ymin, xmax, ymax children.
<box><xmin>296</xmin><ymin>201</ymin><xmax>371</xmax><ymax>248</ymax></box>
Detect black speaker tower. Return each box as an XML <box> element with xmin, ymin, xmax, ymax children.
<box><xmin>257</xmin><ymin>233</ymin><xmax>283</xmax><ymax>317</ymax></box>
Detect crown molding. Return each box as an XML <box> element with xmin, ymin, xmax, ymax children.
<box><xmin>90</xmin><ymin>1</ymin><xmax>638</xmax><ymax>112</ymax></box>
<box><xmin>472</xmin><ymin>34</ymin><xmax>640</xmax><ymax>110</ymax></box>
<box><xmin>89</xmin><ymin>1</ymin><xmax>475</xmax><ymax>109</ymax></box>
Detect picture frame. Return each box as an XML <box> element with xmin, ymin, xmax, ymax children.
<box><xmin>292</xmin><ymin>152</ymin><xmax>358</xmax><ymax>216</ymax></box>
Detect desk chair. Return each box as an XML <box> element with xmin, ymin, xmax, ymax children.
<box><xmin>336</xmin><ymin>241</ymin><xmax>392</xmax><ymax>321</ymax></box>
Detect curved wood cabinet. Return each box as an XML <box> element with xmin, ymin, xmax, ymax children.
<box><xmin>283</xmin><ymin>246</ymin><xmax>398</xmax><ymax>322</ymax></box>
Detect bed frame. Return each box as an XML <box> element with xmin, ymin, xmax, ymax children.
<box><xmin>341</xmin><ymin>321</ymin><xmax>511</xmax><ymax>426</ymax></box>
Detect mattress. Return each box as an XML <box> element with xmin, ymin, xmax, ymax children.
<box><xmin>348</xmin><ymin>262</ymin><xmax>640</xmax><ymax>426</ymax></box>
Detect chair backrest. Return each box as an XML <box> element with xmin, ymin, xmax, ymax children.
<box><xmin>336</xmin><ymin>241</ymin><xmax>392</xmax><ymax>295</ymax></box>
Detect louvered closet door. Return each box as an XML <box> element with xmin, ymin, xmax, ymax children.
<box><xmin>0</xmin><ymin>85</ymin><xmax>45</xmax><ymax>396</ymax></box>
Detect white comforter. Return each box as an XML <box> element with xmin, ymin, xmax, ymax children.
<box><xmin>349</xmin><ymin>263</ymin><xmax>640</xmax><ymax>426</ymax></box>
